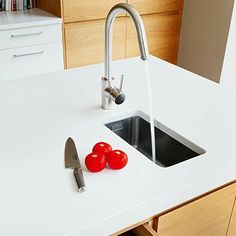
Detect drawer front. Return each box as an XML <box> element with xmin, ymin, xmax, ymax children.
<box><xmin>157</xmin><ymin>184</ymin><xmax>236</xmax><ymax>236</ymax></box>
<box><xmin>0</xmin><ymin>24</ymin><xmax>62</xmax><ymax>50</ymax></box>
<box><xmin>63</xmin><ymin>0</ymin><xmax>125</xmax><ymax>23</ymax></box>
<box><xmin>0</xmin><ymin>42</ymin><xmax>64</xmax><ymax>81</ymax></box>
<box><xmin>64</xmin><ymin>19</ymin><xmax>126</xmax><ymax>68</ymax></box>
<box><xmin>128</xmin><ymin>0</ymin><xmax>184</xmax><ymax>15</ymax></box>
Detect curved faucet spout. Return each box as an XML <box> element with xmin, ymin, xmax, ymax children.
<box><xmin>102</xmin><ymin>3</ymin><xmax>149</xmax><ymax>110</ymax></box>
<box><xmin>105</xmin><ymin>3</ymin><xmax>149</xmax><ymax>79</ymax></box>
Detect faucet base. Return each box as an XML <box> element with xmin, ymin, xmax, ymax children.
<box><xmin>101</xmin><ymin>76</ymin><xmax>112</xmax><ymax>110</ymax></box>
<box><xmin>101</xmin><ymin>76</ymin><xmax>125</xmax><ymax>109</ymax></box>
<box><xmin>101</xmin><ymin>103</ymin><xmax>113</xmax><ymax>110</ymax></box>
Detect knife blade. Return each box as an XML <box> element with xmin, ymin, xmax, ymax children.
<box><xmin>65</xmin><ymin>137</ymin><xmax>86</xmax><ymax>192</ymax></box>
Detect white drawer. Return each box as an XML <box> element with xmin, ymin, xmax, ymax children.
<box><xmin>0</xmin><ymin>42</ymin><xmax>64</xmax><ymax>81</ymax></box>
<box><xmin>0</xmin><ymin>24</ymin><xmax>62</xmax><ymax>50</ymax></box>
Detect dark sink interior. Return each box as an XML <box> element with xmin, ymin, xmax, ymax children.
<box><xmin>105</xmin><ymin>116</ymin><xmax>203</xmax><ymax>167</ymax></box>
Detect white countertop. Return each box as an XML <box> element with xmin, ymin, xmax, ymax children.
<box><xmin>0</xmin><ymin>8</ymin><xmax>62</xmax><ymax>30</ymax></box>
<box><xmin>0</xmin><ymin>56</ymin><xmax>235</xmax><ymax>236</ymax></box>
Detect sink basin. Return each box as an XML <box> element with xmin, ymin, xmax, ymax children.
<box><xmin>105</xmin><ymin>113</ymin><xmax>205</xmax><ymax>167</ymax></box>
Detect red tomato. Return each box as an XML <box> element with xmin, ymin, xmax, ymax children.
<box><xmin>92</xmin><ymin>142</ymin><xmax>112</xmax><ymax>156</ymax></box>
<box><xmin>85</xmin><ymin>152</ymin><xmax>106</xmax><ymax>172</ymax></box>
<box><xmin>106</xmin><ymin>150</ymin><xmax>128</xmax><ymax>170</ymax></box>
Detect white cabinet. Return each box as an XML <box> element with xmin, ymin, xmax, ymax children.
<box><xmin>0</xmin><ymin>9</ymin><xmax>64</xmax><ymax>81</ymax></box>
<box><xmin>0</xmin><ymin>43</ymin><xmax>63</xmax><ymax>81</ymax></box>
<box><xmin>0</xmin><ymin>24</ymin><xmax>62</xmax><ymax>50</ymax></box>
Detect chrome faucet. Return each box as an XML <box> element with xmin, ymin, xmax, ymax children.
<box><xmin>101</xmin><ymin>3</ymin><xmax>149</xmax><ymax>110</ymax></box>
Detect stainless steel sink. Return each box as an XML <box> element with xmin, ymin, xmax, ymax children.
<box><xmin>105</xmin><ymin>115</ymin><xmax>205</xmax><ymax>167</ymax></box>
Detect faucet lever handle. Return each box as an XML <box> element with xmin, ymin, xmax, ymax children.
<box><xmin>119</xmin><ymin>74</ymin><xmax>124</xmax><ymax>92</ymax></box>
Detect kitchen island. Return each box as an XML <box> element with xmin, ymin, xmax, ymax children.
<box><xmin>0</xmin><ymin>56</ymin><xmax>235</xmax><ymax>235</ymax></box>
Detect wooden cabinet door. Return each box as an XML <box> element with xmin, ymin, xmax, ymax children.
<box><xmin>128</xmin><ymin>0</ymin><xmax>184</xmax><ymax>15</ymax></box>
<box><xmin>37</xmin><ymin>0</ymin><xmax>61</xmax><ymax>17</ymax></box>
<box><xmin>64</xmin><ymin>18</ymin><xmax>126</xmax><ymax>68</ymax></box>
<box><xmin>126</xmin><ymin>13</ymin><xmax>182</xmax><ymax>64</ymax></box>
<box><xmin>227</xmin><ymin>195</ymin><xmax>236</xmax><ymax>236</ymax></box>
<box><xmin>157</xmin><ymin>184</ymin><xmax>236</xmax><ymax>236</ymax></box>
<box><xmin>62</xmin><ymin>0</ymin><xmax>125</xmax><ymax>23</ymax></box>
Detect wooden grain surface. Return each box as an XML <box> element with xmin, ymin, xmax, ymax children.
<box><xmin>126</xmin><ymin>12</ymin><xmax>181</xmax><ymax>64</ymax></box>
<box><xmin>227</xmin><ymin>195</ymin><xmax>236</xmax><ymax>236</ymax></box>
<box><xmin>64</xmin><ymin>18</ymin><xmax>126</xmax><ymax>68</ymax></box>
<box><xmin>157</xmin><ymin>183</ymin><xmax>236</xmax><ymax>236</ymax></box>
<box><xmin>131</xmin><ymin>223</ymin><xmax>158</xmax><ymax>236</ymax></box>
<box><xmin>37</xmin><ymin>0</ymin><xmax>62</xmax><ymax>17</ymax></box>
<box><xmin>62</xmin><ymin>0</ymin><xmax>125</xmax><ymax>23</ymax></box>
<box><xmin>37</xmin><ymin>0</ymin><xmax>184</xmax><ymax>67</ymax></box>
<box><xmin>129</xmin><ymin>0</ymin><xmax>184</xmax><ymax>15</ymax></box>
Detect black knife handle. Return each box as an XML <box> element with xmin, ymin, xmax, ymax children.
<box><xmin>73</xmin><ymin>168</ymin><xmax>86</xmax><ymax>192</ymax></box>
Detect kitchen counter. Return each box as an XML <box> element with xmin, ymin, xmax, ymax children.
<box><xmin>0</xmin><ymin>56</ymin><xmax>235</xmax><ymax>236</ymax></box>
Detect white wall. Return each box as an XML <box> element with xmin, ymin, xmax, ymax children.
<box><xmin>220</xmin><ymin>1</ymin><xmax>236</xmax><ymax>88</ymax></box>
<box><xmin>178</xmin><ymin>0</ymin><xmax>234</xmax><ymax>83</ymax></box>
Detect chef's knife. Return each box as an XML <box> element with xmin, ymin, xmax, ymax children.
<box><xmin>65</xmin><ymin>137</ymin><xmax>86</xmax><ymax>192</ymax></box>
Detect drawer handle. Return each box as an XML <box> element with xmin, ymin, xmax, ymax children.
<box><xmin>13</xmin><ymin>51</ymin><xmax>44</xmax><ymax>58</ymax></box>
<box><xmin>11</xmin><ymin>32</ymin><xmax>43</xmax><ymax>38</ymax></box>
